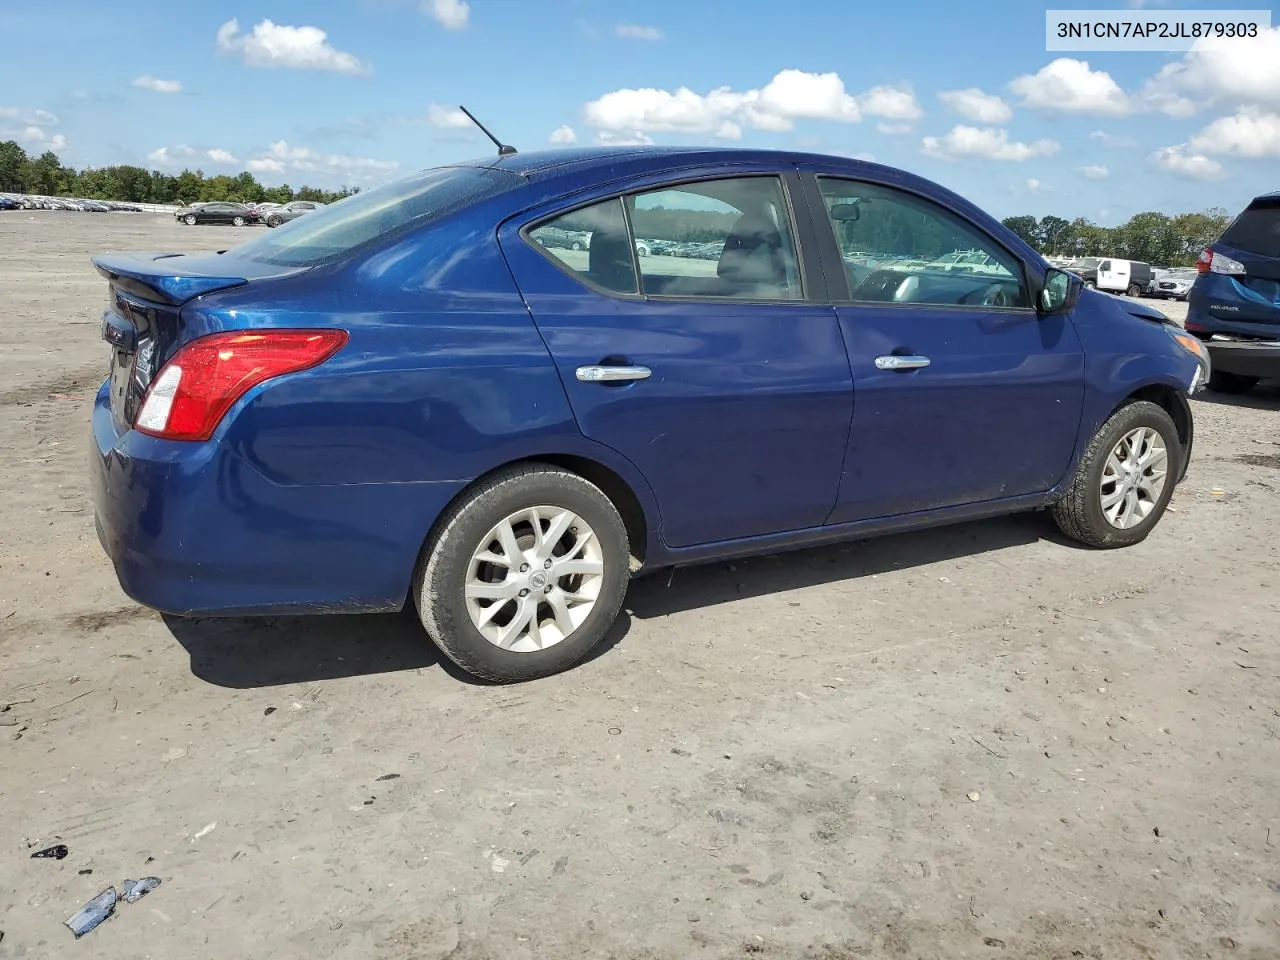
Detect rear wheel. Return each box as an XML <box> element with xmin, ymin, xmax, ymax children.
<box><xmin>1052</xmin><ymin>400</ymin><xmax>1180</xmax><ymax>548</ymax></box>
<box><xmin>267</xmin><ymin>215</ymin><xmax>282</xmax><ymax>228</ymax></box>
<box><xmin>414</xmin><ymin>464</ymin><xmax>630</xmax><ymax>682</ymax></box>
<box><xmin>232</xmin><ymin>216</ymin><xmax>245</xmax><ymax>227</ymax></box>
<box><xmin>1126</xmin><ymin>283</ymin><xmax>1141</xmax><ymax>296</ymax></box>
<box><xmin>183</xmin><ymin>214</ymin><xmax>196</xmax><ymax>225</ymax></box>
<box><xmin>1207</xmin><ymin>371</ymin><xmax>1259</xmax><ymax>395</ymax></box>
<box><xmin>1084</xmin><ymin>279</ymin><xmax>1096</xmax><ymax>289</ymax></box>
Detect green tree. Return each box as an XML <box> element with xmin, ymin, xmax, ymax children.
<box><xmin>0</xmin><ymin>140</ymin><xmax>30</xmax><ymax>191</ymax></box>
<box><xmin>1001</xmin><ymin>215</ymin><xmax>1040</xmax><ymax>249</ymax></box>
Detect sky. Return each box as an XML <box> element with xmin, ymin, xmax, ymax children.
<box><xmin>1</xmin><ymin>0</ymin><xmax>1278</xmax><ymax>222</ymax></box>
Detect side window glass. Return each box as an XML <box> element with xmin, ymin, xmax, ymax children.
<box><xmin>528</xmin><ymin>197</ymin><xmax>637</xmax><ymax>295</ymax></box>
<box><xmin>1099</xmin><ymin>260</ymin><xmax>1112</xmax><ymax>271</ymax></box>
<box><xmin>818</xmin><ymin>178</ymin><xmax>1030</xmax><ymax>309</ymax></box>
<box><xmin>627</xmin><ymin>176</ymin><xmax>801</xmax><ymax>301</ymax></box>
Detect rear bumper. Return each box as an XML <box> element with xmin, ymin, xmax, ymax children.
<box><xmin>1203</xmin><ymin>338</ymin><xmax>1280</xmax><ymax>379</ymax></box>
<box><xmin>91</xmin><ymin>384</ymin><xmax>465</xmax><ymax>616</ymax></box>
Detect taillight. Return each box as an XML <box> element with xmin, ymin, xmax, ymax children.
<box><xmin>1196</xmin><ymin>246</ymin><xmax>1245</xmax><ymax>276</ymax></box>
<box><xmin>134</xmin><ymin>329</ymin><xmax>348</xmax><ymax>441</ymax></box>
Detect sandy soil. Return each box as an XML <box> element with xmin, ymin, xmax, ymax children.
<box><xmin>1</xmin><ymin>212</ymin><xmax>1278</xmax><ymax>960</ymax></box>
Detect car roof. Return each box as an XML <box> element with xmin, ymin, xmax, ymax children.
<box><xmin>444</xmin><ymin>145</ymin><xmax>889</xmax><ymax>180</ymax></box>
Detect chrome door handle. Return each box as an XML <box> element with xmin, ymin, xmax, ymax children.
<box><xmin>576</xmin><ymin>365</ymin><xmax>652</xmax><ymax>383</ymax></box>
<box><xmin>875</xmin><ymin>355</ymin><xmax>930</xmax><ymax>371</ymax></box>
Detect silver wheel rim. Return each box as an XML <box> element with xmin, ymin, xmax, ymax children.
<box><xmin>1099</xmin><ymin>427</ymin><xmax>1168</xmax><ymax>529</ymax></box>
<box><xmin>464</xmin><ymin>505</ymin><xmax>604</xmax><ymax>652</ymax></box>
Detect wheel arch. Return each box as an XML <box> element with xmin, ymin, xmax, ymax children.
<box><xmin>412</xmin><ymin>451</ymin><xmax>658</xmax><ymax>597</ymax></box>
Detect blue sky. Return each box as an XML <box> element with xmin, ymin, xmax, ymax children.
<box><xmin>2</xmin><ymin>0</ymin><xmax>1278</xmax><ymax>221</ymax></box>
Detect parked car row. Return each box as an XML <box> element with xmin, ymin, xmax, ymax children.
<box><xmin>172</xmin><ymin>199</ymin><xmax>326</xmax><ymax>227</ymax></box>
<box><xmin>0</xmin><ymin>193</ymin><xmax>143</xmax><ymax>212</ymax></box>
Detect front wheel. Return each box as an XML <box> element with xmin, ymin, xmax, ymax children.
<box><xmin>1084</xmin><ymin>279</ymin><xmax>1096</xmax><ymax>289</ymax></box>
<box><xmin>183</xmin><ymin>214</ymin><xmax>196</xmax><ymax>225</ymax></box>
<box><xmin>414</xmin><ymin>464</ymin><xmax>630</xmax><ymax>682</ymax></box>
<box><xmin>267</xmin><ymin>215</ymin><xmax>282</xmax><ymax>228</ymax></box>
<box><xmin>1207</xmin><ymin>371</ymin><xmax>1259</xmax><ymax>395</ymax></box>
<box><xmin>232</xmin><ymin>216</ymin><xmax>245</xmax><ymax>226</ymax></box>
<box><xmin>1052</xmin><ymin>400</ymin><xmax>1180</xmax><ymax>548</ymax></box>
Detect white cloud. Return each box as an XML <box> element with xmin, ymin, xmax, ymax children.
<box><xmin>1150</xmin><ymin>145</ymin><xmax>1225</xmax><ymax>180</ymax></box>
<box><xmin>584</xmin><ymin>70</ymin><xmax>922</xmax><ymax>139</ymax></box>
<box><xmin>1148</xmin><ymin>27</ymin><xmax>1280</xmax><ymax>111</ymax></box>
<box><xmin>147</xmin><ymin>145</ymin><xmax>196</xmax><ymax>167</ymax></box>
<box><xmin>1009</xmin><ymin>58</ymin><xmax>1131</xmax><ymax>116</ymax></box>
<box><xmin>857</xmin><ymin>84</ymin><xmax>922</xmax><ymax>121</ymax></box>
<box><xmin>549</xmin><ymin>125</ymin><xmax>578</xmax><ymax>144</ymax></box>
<box><xmin>133</xmin><ymin>75</ymin><xmax>183</xmax><ymax>94</ymax></box>
<box><xmin>424</xmin><ymin>0</ymin><xmax>469</xmax><ymax>30</ymax></box>
<box><xmin>616</xmin><ymin>24</ymin><xmax>662</xmax><ymax>40</ymax></box>
<box><xmin>426</xmin><ymin>103</ymin><xmax>472</xmax><ymax>128</ymax></box>
<box><xmin>245</xmin><ymin>140</ymin><xmax>399</xmax><ymax>181</ymax></box>
<box><xmin>1088</xmin><ymin>129</ymin><xmax>1138</xmax><ymax>149</ymax></box>
<box><xmin>938</xmin><ymin>88</ymin><xmax>1012</xmax><ymax>124</ymax></box>
<box><xmin>16</xmin><ymin>126</ymin><xmax>67</xmax><ymax>152</ymax></box>
<box><xmin>1189</xmin><ymin>108</ymin><xmax>1280</xmax><ymax>158</ymax></box>
<box><xmin>851</xmin><ymin>151</ymin><xmax>876</xmax><ymax>162</ymax></box>
<box><xmin>216</xmin><ymin>18</ymin><xmax>371</xmax><ymax>75</ymax></box>
<box><xmin>1075</xmin><ymin>164</ymin><xmax>1110</xmax><ymax>180</ymax></box>
<box><xmin>877</xmin><ymin>122</ymin><xmax>913</xmax><ymax>135</ymax></box>
<box><xmin>1026</xmin><ymin>178</ymin><xmax>1046</xmax><ymax>193</ymax></box>
<box><xmin>206</xmin><ymin>148</ymin><xmax>239</xmax><ymax>165</ymax></box>
<box><xmin>921</xmin><ymin>125</ymin><xmax>1060</xmax><ymax>162</ymax></box>
<box><xmin>595</xmin><ymin>130</ymin><xmax>656</xmax><ymax>146</ymax></box>
<box><xmin>2</xmin><ymin>106</ymin><xmax>59</xmax><ymax>125</ymax></box>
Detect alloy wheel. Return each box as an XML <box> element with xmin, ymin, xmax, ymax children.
<box><xmin>464</xmin><ymin>505</ymin><xmax>604</xmax><ymax>652</ymax></box>
<box><xmin>1099</xmin><ymin>427</ymin><xmax>1168</xmax><ymax>529</ymax></box>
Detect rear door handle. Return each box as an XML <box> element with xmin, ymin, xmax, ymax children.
<box><xmin>576</xmin><ymin>365</ymin><xmax>652</xmax><ymax>383</ymax></box>
<box><xmin>875</xmin><ymin>355</ymin><xmax>930</xmax><ymax>371</ymax></box>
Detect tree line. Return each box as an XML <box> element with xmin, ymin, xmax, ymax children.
<box><xmin>999</xmin><ymin>210</ymin><xmax>1231</xmax><ymax>267</ymax></box>
<box><xmin>0</xmin><ymin>141</ymin><xmax>356</xmax><ymax>206</ymax></box>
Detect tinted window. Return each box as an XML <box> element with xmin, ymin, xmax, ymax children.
<box><xmin>627</xmin><ymin>177</ymin><xmax>801</xmax><ymax>300</ymax></box>
<box><xmin>230</xmin><ymin>166</ymin><xmax>524</xmax><ymax>267</ymax></box>
<box><xmin>1220</xmin><ymin>197</ymin><xmax>1280</xmax><ymax>258</ymax></box>
<box><xmin>528</xmin><ymin>197</ymin><xmax>637</xmax><ymax>295</ymax></box>
<box><xmin>818</xmin><ymin>178</ymin><xmax>1030</xmax><ymax>308</ymax></box>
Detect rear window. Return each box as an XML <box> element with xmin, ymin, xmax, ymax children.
<box><xmin>228</xmin><ymin>165</ymin><xmax>524</xmax><ymax>267</ymax></box>
<box><xmin>1219</xmin><ymin>196</ymin><xmax>1280</xmax><ymax>258</ymax></box>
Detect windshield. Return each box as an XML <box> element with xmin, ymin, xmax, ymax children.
<box><xmin>1219</xmin><ymin>197</ymin><xmax>1280</xmax><ymax>258</ymax></box>
<box><xmin>228</xmin><ymin>165</ymin><xmax>525</xmax><ymax>267</ymax></box>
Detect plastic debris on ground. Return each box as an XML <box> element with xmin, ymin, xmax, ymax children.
<box><xmin>63</xmin><ymin>877</ymin><xmax>162</xmax><ymax>938</ymax></box>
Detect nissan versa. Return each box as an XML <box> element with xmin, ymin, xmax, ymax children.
<box><xmin>90</xmin><ymin>146</ymin><xmax>1208</xmax><ymax>682</ymax></box>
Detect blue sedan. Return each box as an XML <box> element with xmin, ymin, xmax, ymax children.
<box><xmin>90</xmin><ymin>146</ymin><xmax>1209</xmax><ymax>681</ymax></box>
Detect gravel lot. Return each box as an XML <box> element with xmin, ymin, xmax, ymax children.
<box><xmin>1</xmin><ymin>212</ymin><xmax>1278</xmax><ymax>960</ymax></box>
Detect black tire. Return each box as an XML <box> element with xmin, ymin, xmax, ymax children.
<box><xmin>1084</xmin><ymin>280</ymin><xmax>1096</xmax><ymax>289</ymax></box>
<box><xmin>414</xmin><ymin>464</ymin><xmax>630</xmax><ymax>682</ymax></box>
<box><xmin>1126</xmin><ymin>283</ymin><xmax>1141</xmax><ymax>296</ymax></box>
<box><xmin>1051</xmin><ymin>400</ymin><xmax>1180</xmax><ymax>549</ymax></box>
<box><xmin>183</xmin><ymin>214</ymin><xmax>196</xmax><ymax>225</ymax></box>
<box><xmin>267</xmin><ymin>215</ymin><xmax>282</xmax><ymax>228</ymax></box>
<box><xmin>1206</xmin><ymin>371</ymin><xmax>1259</xmax><ymax>395</ymax></box>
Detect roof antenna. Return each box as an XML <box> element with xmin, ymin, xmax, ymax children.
<box><xmin>458</xmin><ymin>105</ymin><xmax>517</xmax><ymax>156</ymax></box>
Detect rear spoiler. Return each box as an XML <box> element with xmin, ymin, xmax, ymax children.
<box><xmin>92</xmin><ymin>253</ymin><xmax>249</xmax><ymax>305</ymax></box>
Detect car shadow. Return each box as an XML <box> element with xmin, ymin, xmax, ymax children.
<box><xmin>1193</xmin><ymin>380</ymin><xmax>1280</xmax><ymax>411</ymax></box>
<box><xmin>166</xmin><ymin>511</ymin><xmax>1058</xmax><ymax>689</ymax></box>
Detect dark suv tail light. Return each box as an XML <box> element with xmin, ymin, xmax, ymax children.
<box><xmin>134</xmin><ymin>329</ymin><xmax>348</xmax><ymax>441</ymax></box>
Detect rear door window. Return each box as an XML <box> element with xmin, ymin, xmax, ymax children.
<box><xmin>1219</xmin><ymin>197</ymin><xmax>1280</xmax><ymax>257</ymax></box>
<box><xmin>527</xmin><ymin>198</ymin><xmax>638</xmax><ymax>295</ymax></box>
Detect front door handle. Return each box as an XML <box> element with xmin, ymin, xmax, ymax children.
<box><xmin>875</xmin><ymin>355</ymin><xmax>930</xmax><ymax>371</ymax></box>
<box><xmin>576</xmin><ymin>365</ymin><xmax>652</xmax><ymax>383</ymax></box>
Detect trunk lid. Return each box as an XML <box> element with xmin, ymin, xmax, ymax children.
<box><xmin>92</xmin><ymin>252</ymin><xmax>306</xmax><ymax>432</ymax></box>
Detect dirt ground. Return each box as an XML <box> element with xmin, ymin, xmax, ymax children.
<box><xmin>1</xmin><ymin>211</ymin><xmax>1278</xmax><ymax>960</ymax></box>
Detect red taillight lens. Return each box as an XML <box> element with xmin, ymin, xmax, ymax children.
<box><xmin>1196</xmin><ymin>247</ymin><xmax>1212</xmax><ymax>274</ymax></box>
<box><xmin>134</xmin><ymin>329</ymin><xmax>348</xmax><ymax>441</ymax></box>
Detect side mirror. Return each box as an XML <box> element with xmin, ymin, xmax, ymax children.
<box><xmin>1038</xmin><ymin>267</ymin><xmax>1082</xmax><ymax>315</ymax></box>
